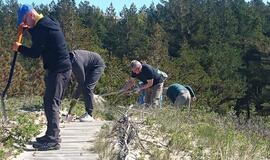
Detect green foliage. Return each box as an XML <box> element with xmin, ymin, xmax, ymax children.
<box><xmin>0</xmin><ymin>2</ymin><xmax>269</xmax><ymax>160</ymax></box>
<box><xmin>0</xmin><ymin>97</ymin><xmax>41</xmax><ymax>159</ymax></box>
<box><xmin>1</xmin><ymin>0</ymin><xmax>269</xmax><ymax>112</ymax></box>
<box><xmin>7</xmin><ymin>114</ymin><xmax>40</xmax><ymax>146</ymax></box>
<box><xmin>0</xmin><ymin>2</ymin><xmax>269</xmax><ymax>159</ymax></box>
<box><xmin>0</xmin><ymin>150</ymin><xmax>4</xmax><ymax>160</ymax></box>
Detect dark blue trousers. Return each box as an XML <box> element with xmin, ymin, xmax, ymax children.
<box><xmin>43</xmin><ymin>69</ymin><xmax>71</xmax><ymax>142</ymax></box>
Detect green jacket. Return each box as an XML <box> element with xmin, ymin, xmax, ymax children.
<box><xmin>166</xmin><ymin>83</ymin><xmax>195</xmax><ymax>103</ymax></box>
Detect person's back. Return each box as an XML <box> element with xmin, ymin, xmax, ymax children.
<box><xmin>70</xmin><ymin>50</ymin><xmax>105</xmax><ymax>70</ymax></box>
<box><xmin>166</xmin><ymin>84</ymin><xmax>188</xmax><ymax>103</ymax></box>
<box><xmin>20</xmin><ymin>15</ymin><xmax>71</xmax><ymax>72</ymax></box>
<box><xmin>166</xmin><ymin>83</ymin><xmax>196</xmax><ymax>109</ymax></box>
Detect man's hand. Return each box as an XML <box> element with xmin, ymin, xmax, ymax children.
<box><xmin>20</xmin><ymin>24</ymin><xmax>29</xmax><ymax>29</ymax></box>
<box><xmin>192</xmin><ymin>97</ymin><xmax>197</xmax><ymax>101</ymax></box>
<box><xmin>12</xmin><ymin>42</ymin><xmax>22</xmax><ymax>52</ymax></box>
<box><xmin>134</xmin><ymin>87</ymin><xmax>141</xmax><ymax>94</ymax></box>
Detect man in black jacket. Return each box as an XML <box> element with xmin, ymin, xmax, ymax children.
<box><xmin>12</xmin><ymin>4</ymin><xmax>71</xmax><ymax>150</ymax></box>
<box><xmin>69</xmin><ymin>50</ymin><xmax>105</xmax><ymax>122</ymax></box>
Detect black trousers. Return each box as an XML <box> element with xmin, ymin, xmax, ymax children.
<box><xmin>43</xmin><ymin>69</ymin><xmax>71</xmax><ymax>142</ymax></box>
<box><xmin>82</xmin><ymin>66</ymin><xmax>104</xmax><ymax>116</ymax></box>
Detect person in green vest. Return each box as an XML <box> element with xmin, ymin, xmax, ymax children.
<box><xmin>166</xmin><ymin>83</ymin><xmax>196</xmax><ymax>109</ymax></box>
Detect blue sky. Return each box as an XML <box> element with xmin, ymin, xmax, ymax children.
<box><xmin>17</xmin><ymin>0</ymin><xmax>161</xmax><ymax>15</ymax></box>
<box><xmin>17</xmin><ymin>0</ymin><xmax>270</xmax><ymax>16</ymax></box>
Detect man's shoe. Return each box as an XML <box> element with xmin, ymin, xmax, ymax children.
<box><xmin>79</xmin><ymin>113</ymin><xmax>94</xmax><ymax>122</ymax></box>
<box><xmin>32</xmin><ymin>141</ymin><xmax>60</xmax><ymax>151</ymax></box>
<box><xmin>36</xmin><ymin>135</ymin><xmax>61</xmax><ymax>143</ymax></box>
<box><xmin>36</xmin><ymin>135</ymin><xmax>47</xmax><ymax>143</ymax></box>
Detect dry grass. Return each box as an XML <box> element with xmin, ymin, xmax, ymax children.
<box><xmin>94</xmin><ymin>105</ymin><xmax>270</xmax><ymax>160</ymax></box>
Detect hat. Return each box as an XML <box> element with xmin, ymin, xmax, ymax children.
<box><xmin>17</xmin><ymin>4</ymin><xmax>33</xmax><ymax>26</ymax></box>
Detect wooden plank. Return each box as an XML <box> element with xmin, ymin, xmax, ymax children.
<box><xmin>13</xmin><ymin>120</ymin><xmax>106</xmax><ymax>160</ymax></box>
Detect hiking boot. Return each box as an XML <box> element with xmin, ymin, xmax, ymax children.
<box><xmin>36</xmin><ymin>135</ymin><xmax>61</xmax><ymax>143</ymax></box>
<box><xmin>79</xmin><ymin>113</ymin><xmax>94</xmax><ymax>122</ymax></box>
<box><xmin>32</xmin><ymin>141</ymin><xmax>60</xmax><ymax>151</ymax></box>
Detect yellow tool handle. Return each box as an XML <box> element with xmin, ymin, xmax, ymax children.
<box><xmin>16</xmin><ymin>25</ymin><xmax>23</xmax><ymax>43</ymax></box>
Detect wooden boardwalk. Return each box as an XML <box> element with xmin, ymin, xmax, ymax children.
<box><xmin>13</xmin><ymin>121</ymin><xmax>106</xmax><ymax>160</ymax></box>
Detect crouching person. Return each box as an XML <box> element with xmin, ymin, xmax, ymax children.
<box><xmin>166</xmin><ymin>83</ymin><xmax>196</xmax><ymax>110</ymax></box>
<box><xmin>120</xmin><ymin>60</ymin><xmax>167</xmax><ymax>108</ymax></box>
<box><xmin>69</xmin><ymin>50</ymin><xmax>105</xmax><ymax>122</ymax></box>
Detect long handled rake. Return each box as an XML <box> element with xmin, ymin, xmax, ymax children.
<box><xmin>1</xmin><ymin>26</ymin><xmax>23</xmax><ymax>123</ymax></box>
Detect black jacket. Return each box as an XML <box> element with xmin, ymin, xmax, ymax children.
<box><xmin>131</xmin><ymin>64</ymin><xmax>163</xmax><ymax>86</ymax></box>
<box><xmin>18</xmin><ymin>16</ymin><xmax>71</xmax><ymax>73</ymax></box>
<box><xmin>69</xmin><ymin>50</ymin><xmax>105</xmax><ymax>99</ymax></box>
<box><xmin>70</xmin><ymin>50</ymin><xmax>105</xmax><ymax>85</ymax></box>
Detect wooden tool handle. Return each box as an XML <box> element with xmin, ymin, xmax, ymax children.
<box><xmin>16</xmin><ymin>25</ymin><xmax>23</xmax><ymax>43</ymax></box>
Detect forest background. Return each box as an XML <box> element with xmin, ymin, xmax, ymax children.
<box><xmin>0</xmin><ymin>0</ymin><xmax>270</xmax><ymax>114</ymax></box>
